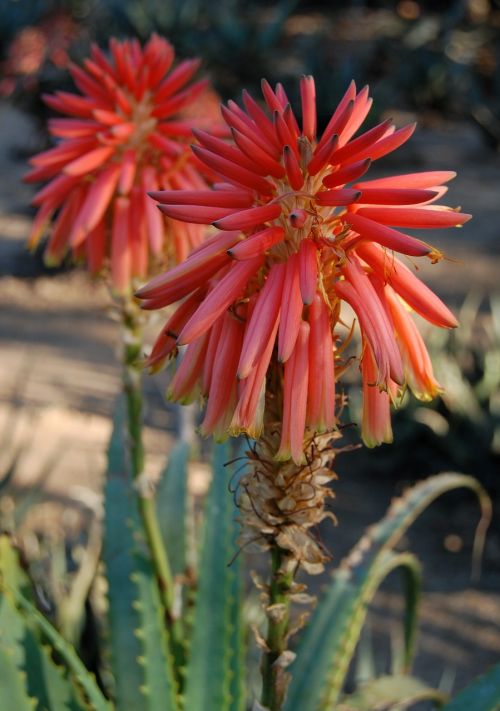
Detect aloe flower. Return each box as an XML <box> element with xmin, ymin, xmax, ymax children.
<box><xmin>26</xmin><ymin>34</ymin><xmax>221</xmax><ymax>292</ymax></box>
<box><xmin>138</xmin><ymin>77</ymin><xmax>469</xmax><ymax>458</ymax></box>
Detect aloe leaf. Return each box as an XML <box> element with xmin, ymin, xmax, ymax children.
<box><xmin>103</xmin><ymin>398</ymin><xmax>179</xmax><ymax>711</ymax></box>
<box><xmin>132</xmin><ymin>552</ymin><xmax>179</xmax><ymax>711</ymax></box>
<box><xmin>339</xmin><ymin>674</ymin><xmax>446</xmax><ymax>710</ymax></box>
<box><xmin>156</xmin><ymin>440</ymin><xmax>189</xmax><ymax>578</ymax></box>
<box><xmin>184</xmin><ymin>442</ymin><xmax>244</xmax><ymax>711</ymax></box>
<box><xmin>442</xmin><ymin>664</ymin><xmax>500</xmax><ymax>711</ymax></box>
<box><xmin>286</xmin><ymin>473</ymin><xmax>490</xmax><ymax>711</ymax></box>
<box><xmin>8</xmin><ymin>589</ymin><xmax>109</xmax><ymax>711</ymax></box>
<box><xmin>0</xmin><ymin>536</ymin><xmax>85</xmax><ymax>709</ymax></box>
<box><xmin>0</xmin><ymin>645</ymin><xmax>36</xmax><ymax>711</ymax></box>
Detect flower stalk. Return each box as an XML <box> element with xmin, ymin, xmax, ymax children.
<box><xmin>121</xmin><ymin>299</ymin><xmax>174</xmax><ymax>617</ymax></box>
<box><xmin>261</xmin><ymin>545</ymin><xmax>294</xmax><ymax>711</ymax></box>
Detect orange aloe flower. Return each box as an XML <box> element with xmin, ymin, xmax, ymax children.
<box><xmin>137</xmin><ymin>78</ymin><xmax>470</xmax><ymax>459</ymax></box>
<box><xmin>26</xmin><ymin>34</ymin><xmax>221</xmax><ymax>292</ymax></box>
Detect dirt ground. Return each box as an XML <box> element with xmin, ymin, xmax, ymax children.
<box><xmin>0</xmin><ymin>99</ymin><xmax>499</xmax><ymax>696</ymax></box>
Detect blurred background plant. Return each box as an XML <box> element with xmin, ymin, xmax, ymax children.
<box><xmin>2</xmin><ymin>0</ymin><xmax>500</xmax><ymax>143</ymax></box>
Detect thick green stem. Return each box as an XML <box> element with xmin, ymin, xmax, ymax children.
<box><xmin>122</xmin><ymin>303</ymin><xmax>174</xmax><ymax>617</ymax></box>
<box><xmin>261</xmin><ymin>545</ymin><xmax>294</xmax><ymax>711</ymax></box>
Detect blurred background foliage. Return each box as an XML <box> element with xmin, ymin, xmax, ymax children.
<box><xmin>1</xmin><ymin>0</ymin><xmax>500</xmax><ymax>144</ymax></box>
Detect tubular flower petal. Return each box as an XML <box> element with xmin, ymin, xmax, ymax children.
<box><xmin>27</xmin><ymin>35</ymin><xmax>222</xmax><ymax>292</ymax></box>
<box><xmin>138</xmin><ymin>78</ymin><xmax>468</xmax><ymax>454</ymax></box>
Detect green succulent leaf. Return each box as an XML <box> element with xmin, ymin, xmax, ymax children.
<box><xmin>0</xmin><ymin>645</ymin><xmax>37</xmax><ymax>711</ymax></box>
<box><xmin>285</xmin><ymin>473</ymin><xmax>491</xmax><ymax>711</ymax></box>
<box><xmin>156</xmin><ymin>440</ymin><xmax>189</xmax><ymax>579</ymax></box>
<box><xmin>103</xmin><ymin>398</ymin><xmax>179</xmax><ymax>711</ymax></box>
<box><xmin>442</xmin><ymin>664</ymin><xmax>500</xmax><ymax>711</ymax></box>
<box><xmin>184</xmin><ymin>442</ymin><xmax>245</xmax><ymax>711</ymax></box>
<box><xmin>338</xmin><ymin>674</ymin><xmax>446</xmax><ymax>710</ymax></box>
<box><xmin>7</xmin><ymin>589</ymin><xmax>109</xmax><ymax>710</ymax></box>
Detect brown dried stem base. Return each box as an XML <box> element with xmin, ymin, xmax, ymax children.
<box><xmin>237</xmin><ymin>382</ymin><xmax>340</xmax><ymax>710</ymax></box>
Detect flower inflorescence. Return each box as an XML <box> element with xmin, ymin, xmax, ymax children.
<box><xmin>27</xmin><ymin>34</ymin><xmax>222</xmax><ymax>292</ymax></box>
<box><xmin>138</xmin><ymin>76</ymin><xmax>470</xmax><ymax>459</ymax></box>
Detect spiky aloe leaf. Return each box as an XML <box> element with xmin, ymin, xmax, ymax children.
<box><xmin>8</xmin><ymin>589</ymin><xmax>109</xmax><ymax>711</ymax></box>
<box><xmin>1</xmin><ymin>534</ymin><xmax>87</xmax><ymax>709</ymax></box>
<box><xmin>156</xmin><ymin>440</ymin><xmax>189</xmax><ymax>578</ymax></box>
<box><xmin>103</xmin><ymin>398</ymin><xmax>179</xmax><ymax>711</ymax></box>
<box><xmin>338</xmin><ymin>674</ymin><xmax>446</xmax><ymax>710</ymax></box>
<box><xmin>285</xmin><ymin>473</ymin><xmax>491</xmax><ymax>711</ymax></box>
<box><xmin>442</xmin><ymin>664</ymin><xmax>500</xmax><ymax>711</ymax></box>
<box><xmin>0</xmin><ymin>646</ymin><xmax>36</xmax><ymax>711</ymax></box>
<box><xmin>184</xmin><ymin>442</ymin><xmax>245</xmax><ymax>711</ymax></box>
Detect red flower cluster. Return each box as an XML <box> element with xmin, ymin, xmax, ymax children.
<box><xmin>138</xmin><ymin>77</ymin><xmax>470</xmax><ymax>460</ymax></box>
<box><xmin>27</xmin><ymin>35</ymin><xmax>221</xmax><ymax>292</ymax></box>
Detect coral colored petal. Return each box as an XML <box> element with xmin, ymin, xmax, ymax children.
<box><xmin>191</xmin><ymin>145</ymin><xmax>275</xmax><ymax>194</ymax></box>
<box><xmin>361</xmin><ymin>346</ymin><xmax>393</xmax><ymax>448</ymax></box>
<box><xmin>283</xmin><ymin>146</ymin><xmax>304</xmax><ymax>190</ymax></box>
<box><xmin>111</xmin><ymin>196</ymin><xmax>131</xmax><ymax>294</ymax></box>
<box><xmin>238</xmin><ymin>262</ymin><xmax>285</xmax><ymax>378</ymax></box>
<box><xmin>356</xmin><ymin>188</ymin><xmax>439</xmax><ymax>205</ymax></box>
<box><xmin>231</xmin><ymin>316</ymin><xmax>279</xmax><ymax>438</ymax></box>
<box><xmin>345</xmin><ymin>212</ymin><xmax>432</xmax><ymax>257</ymax></box>
<box><xmin>179</xmin><ymin>256</ymin><xmax>264</xmax><ymax>344</ymax></box>
<box><xmin>320</xmin><ymin>80</ymin><xmax>356</xmax><ymax>143</ymax></box>
<box><xmin>385</xmin><ymin>286</ymin><xmax>441</xmax><ymax>401</ymax></box>
<box><xmin>308</xmin><ymin>134</ymin><xmax>338</xmax><ymax>176</ymax></box>
<box><xmin>201</xmin><ymin>312</ymin><xmax>244</xmax><ymax>437</ymax></box>
<box><xmin>118</xmin><ymin>149</ymin><xmax>137</xmax><ymax>195</ymax></box>
<box><xmin>355</xmin><ymin>242</ymin><xmax>458</xmax><ymax>328</ymax></box>
<box><xmin>322</xmin><ymin>159</ymin><xmax>371</xmax><ymax>188</ymax></box>
<box><xmin>150</xmin><ymin>188</ymin><xmax>253</xmax><ymax>208</ymax></box>
<box><xmin>232</xmin><ymin>128</ymin><xmax>285</xmax><ymax>178</ymax></box>
<box><xmin>316</xmin><ymin>188</ymin><xmax>361</xmax><ymax>206</ymax></box>
<box><xmin>278</xmin><ymin>254</ymin><xmax>303</xmax><ymax>362</ymax></box>
<box><xmin>355</xmin><ymin>171</ymin><xmax>457</xmax><ymax>190</ymax></box>
<box><xmin>300</xmin><ymin>75</ymin><xmax>317</xmax><ymax>140</ymax></box>
<box><xmin>338</xmin><ymin>86</ymin><xmax>372</xmax><ymax>145</ymax></box>
<box><xmin>331</xmin><ymin>119</ymin><xmax>392</xmax><ymax>164</ymax></box>
<box><xmin>307</xmin><ymin>294</ymin><xmax>335</xmax><ymax>431</ymax></box>
<box><xmin>136</xmin><ymin>231</ymin><xmax>241</xmax><ymax>301</ymax></box>
<box><xmin>214</xmin><ymin>203</ymin><xmax>282</xmax><ymax>231</ymax></box>
<box><xmin>356</xmin><ymin>206</ymin><xmax>472</xmax><ymax>228</ymax></box>
<box><xmin>343</xmin><ymin>258</ymin><xmax>404</xmax><ymax>384</ymax></box>
<box><xmin>70</xmin><ymin>164</ymin><xmax>121</xmax><ymax>246</ymax></box>
<box><xmin>158</xmin><ymin>204</ymin><xmax>237</xmax><ymax>223</ymax></box>
<box><xmin>228</xmin><ymin>226</ymin><xmax>284</xmax><ymax>260</ymax></box>
<box><xmin>63</xmin><ymin>145</ymin><xmax>115</xmax><ymax>176</ymax></box>
<box><xmin>168</xmin><ymin>333</ymin><xmax>210</xmax><ymax>404</ymax></box>
<box><xmin>299</xmin><ymin>239</ymin><xmax>318</xmax><ymax>305</ymax></box>
<box><xmin>361</xmin><ymin>123</ymin><xmax>416</xmax><ymax>162</ymax></box>
<box><xmin>277</xmin><ymin>321</ymin><xmax>310</xmax><ymax>464</ymax></box>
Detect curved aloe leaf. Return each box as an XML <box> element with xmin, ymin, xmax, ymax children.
<box><xmin>339</xmin><ymin>674</ymin><xmax>446</xmax><ymax>710</ymax></box>
<box><xmin>442</xmin><ymin>664</ymin><xmax>500</xmax><ymax>711</ymax></box>
<box><xmin>103</xmin><ymin>398</ymin><xmax>179</xmax><ymax>711</ymax></box>
<box><xmin>184</xmin><ymin>442</ymin><xmax>245</xmax><ymax>711</ymax></box>
<box><xmin>286</xmin><ymin>473</ymin><xmax>491</xmax><ymax>711</ymax></box>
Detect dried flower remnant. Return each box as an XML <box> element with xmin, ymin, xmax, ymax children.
<box><xmin>139</xmin><ymin>77</ymin><xmax>469</xmax><ymax>451</ymax></box>
<box><xmin>26</xmin><ymin>34</ymin><xmax>221</xmax><ymax>292</ymax></box>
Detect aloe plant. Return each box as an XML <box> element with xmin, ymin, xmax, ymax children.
<box><xmin>1</xmin><ymin>407</ymin><xmax>498</xmax><ymax>711</ymax></box>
